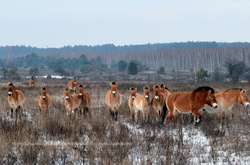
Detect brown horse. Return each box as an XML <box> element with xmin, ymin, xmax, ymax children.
<box><xmin>7</xmin><ymin>82</ymin><xmax>26</xmax><ymax>117</ymax></box>
<box><xmin>164</xmin><ymin>86</ymin><xmax>218</xmax><ymax>125</ymax></box>
<box><xmin>27</xmin><ymin>76</ymin><xmax>36</xmax><ymax>87</ymax></box>
<box><xmin>67</xmin><ymin>80</ymin><xmax>78</xmax><ymax>93</ymax></box>
<box><xmin>27</xmin><ymin>79</ymin><xmax>35</xmax><ymax>87</ymax></box>
<box><xmin>78</xmin><ymin>84</ymin><xmax>91</xmax><ymax>115</ymax></box>
<box><xmin>63</xmin><ymin>88</ymin><xmax>82</xmax><ymax>115</ymax></box>
<box><xmin>143</xmin><ymin>86</ymin><xmax>151</xmax><ymax>104</ymax></box>
<box><xmin>128</xmin><ymin>87</ymin><xmax>150</xmax><ymax>122</ymax></box>
<box><xmin>204</xmin><ymin>88</ymin><xmax>250</xmax><ymax>118</ymax></box>
<box><xmin>105</xmin><ymin>82</ymin><xmax>122</xmax><ymax>120</ymax></box>
<box><xmin>151</xmin><ymin>85</ymin><xmax>166</xmax><ymax>122</ymax></box>
<box><xmin>37</xmin><ymin>87</ymin><xmax>52</xmax><ymax>113</ymax></box>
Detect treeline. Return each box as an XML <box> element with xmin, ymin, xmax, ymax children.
<box><xmin>1</xmin><ymin>42</ymin><xmax>250</xmax><ymax>73</ymax></box>
<box><xmin>0</xmin><ymin>53</ymin><xmax>107</xmax><ymax>76</ymax></box>
<box><xmin>1</xmin><ymin>42</ymin><xmax>250</xmax><ymax>59</ymax></box>
<box><xmin>0</xmin><ymin>53</ymin><xmax>144</xmax><ymax>79</ymax></box>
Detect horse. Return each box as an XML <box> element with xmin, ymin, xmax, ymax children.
<box><xmin>7</xmin><ymin>82</ymin><xmax>26</xmax><ymax>118</ymax></box>
<box><xmin>37</xmin><ymin>87</ymin><xmax>52</xmax><ymax>113</ymax></box>
<box><xmin>63</xmin><ymin>88</ymin><xmax>82</xmax><ymax>115</ymax></box>
<box><xmin>67</xmin><ymin>80</ymin><xmax>78</xmax><ymax>93</ymax></box>
<box><xmin>159</xmin><ymin>84</ymin><xmax>170</xmax><ymax>124</ymax></box>
<box><xmin>164</xmin><ymin>86</ymin><xmax>218</xmax><ymax>125</ymax></box>
<box><xmin>27</xmin><ymin>76</ymin><xmax>36</xmax><ymax>87</ymax></box>
<box><xmin>78</xmin><ymin>84</ymin><xmax>91</xmax><ymax>115</ymax></box>
<box><xmin>105</xmin><ymin>81</ymin><xmax>122</xmax><ymax>121</ymax></box>
<box><xmin>151</xmin><ymin>85</ymin><xmax>166</xmax><ymax>122</ymax></box>
<box><xmin>128</xmin><ymin>87</ymin><xmax>150</xmax><ymax>122</ymax></box>
<box><xmin>143</xmin><ymin>86</ymin><xmax>151</xmax><ymax>104</ymax></box>
<box><xmin>204</xmin><ymin>88</ymin><xmax>250</xmax><ymax>119</ymax></box>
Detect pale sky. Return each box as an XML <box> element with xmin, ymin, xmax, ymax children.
<box><xmin>0</xmin><ymin>0</ymin><xmax>250</xmax><ymax>47</ymax></box>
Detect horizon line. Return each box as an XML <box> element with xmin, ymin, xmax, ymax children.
<box><xmin>1</xmin><ymin>41</ymin><xmax>250</xmax><ymax>49</ymax></box>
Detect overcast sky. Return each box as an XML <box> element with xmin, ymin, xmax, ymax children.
<box><xmin>0</xmin><ymin>0</ymin><xmax>250</xmax><ymax>47</ymax></box>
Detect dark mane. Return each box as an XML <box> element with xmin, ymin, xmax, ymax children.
<box><xmin>224</xmin><ymin>88</ymin><xmax>243</xmax><ymax>92</ymax></box>
<box><xmin>192</xmin><ymin>86</ymin><xmax>215</xmax><ymax>94</ymax></box>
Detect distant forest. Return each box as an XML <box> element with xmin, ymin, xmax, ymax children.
<box><xmin>1</xmin><ymin>42</ymin><xmax>250</xmax><ymax>73</ymax></box>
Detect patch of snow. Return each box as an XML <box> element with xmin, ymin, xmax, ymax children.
<box><xmin>182</xmin><ymin>127</ymin><xmax>212</xmax><ymax>164</ymax></box>
<box><xmin>121</xmin><ymin>120</ymin><xmax>144</xmax><ymax>135</ymax></box>
<box><xmin>216</xmin><ymin>151</ymin><xmax>250</xmax><ymax>164</ymax></box>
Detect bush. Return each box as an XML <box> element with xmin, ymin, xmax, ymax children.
<box><xmin>211</xmin><ymin>67</ymin><xmax>224</xmax><ymax>82</ymax></box>
<box><xmin>225</xmin><ymin>60</ymin><xmax>246</xmax><ymax>83</ymax></box>
<box><xmin>157</xmin><ymin>67</ymin><xmax>165</xmax><ymax>75</ymax></box>
<box><xmin>128</xmin><ymin>61</ymin><xmax>138</xmax><ymax>75</ymax></box>
<box><xmin>29</xmin><ymin>67</ymin><xmax>39</xmax><ymax>77</ymax></box>
<box><xmin>118</xmin><ymin>60</ymin><xmax>128</xmax><ymax>72</ymax></box>
<box><xmin>196</xmin><ymin>68</ymin><xmax>209</xmax><ymax>82</ymax></box>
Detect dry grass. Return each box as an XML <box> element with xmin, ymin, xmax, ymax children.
<box><xmin>0</xmin><ymin>81</ymin><xmax>250</xmax><ymax>164</ymax></box>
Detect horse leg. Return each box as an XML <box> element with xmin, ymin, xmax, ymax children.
<box><xmin>144</xmin><ymin>111</ymin><xmax>148</xmax><ymax>123</ymax></box>
<box><xmin>192</xmin><ymin>111</ymin><xmax>201</xmax><ymax>125</ymax></box>
<box><xmin>130</xmin><ymin>109</ymin><xmax>134</xmax><ymax>121</ymax></box>
<box><xmin>158</xmin><ymin>109</ymin><xmax>162</xmax><ymax>125</ymax></box>
<box><xmin>144</xmin><ymin>111</ymin><xmax>147</xmax><ymax>123</ymax></box>
<box><xmin>173</xmin><ymin>110</ymin><xmax>177</xmax><ymax>127</ymax></box>
<box><xmin>114</xmin><ymin>111</ymin><xmax>118</xmax><ymax>121</ymax></box>
<box><xmin>86</xmin><ymin>107</ymin><xmax>91</xmax><ymax>118</ymax></box>
<box><xmin>15</xmin><ymin>107</ymin><xmax>19</xmax><ymax>119</ymax></box>
<box><xmin>221</xmin><ymin>111</ymin><xmax>225</xmax><ymax>120</ymax></box>
<box><xmin>134</xmin><ymin>111</ymin><xmax>138</xmax><ymax>123</ymax></box>
<box><xmin>164</xmin><ymin>111</ymin><xmax>172</xmax><ymax>126</ymax></box>
<box><xmin>79</xmin><ymin>106</ymin><xmax>83</xmax><ymax>115</ymax></box>
<box><xmin>109</xmin><ymin>109</ymin><xmax>114</xmax><ymax>120</ymax></box>
<box><xmin>161</xmin><ymin>105</ymin><xmax>167</xmax><ymax>125</ymax></box>
<box><xmin>10</xmin><ymin>108</ymin><xmax>14</xmax><ymax>118</ymax></box>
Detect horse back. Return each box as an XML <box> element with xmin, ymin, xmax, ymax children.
<box><xmin>171</xmin><ymin>92</ymin><xmax>192</xmax><ymax>113</ymax></box>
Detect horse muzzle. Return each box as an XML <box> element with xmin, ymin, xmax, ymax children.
<box><xmin>212</xmin><ymin>103</ymin><xmax>218</xmax><ymax>108</ymax></box>
<box><xmin>154</xmin><ymin>96</ymin><xmax>159</xmax><ymax>100</ymax></box>
<box><xmin>8</xmin><ymin>92</ymin><xmax>12</xmax><ymax>96</ymax></box>
<box><xmin>244</xmin><ymin>102</ymin><xmax>250</xmax><ymax>108</ymax></box>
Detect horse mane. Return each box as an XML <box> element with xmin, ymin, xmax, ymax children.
<box><xmin>224</xmin><ymin>88</ymin><xmax>243</xmax><ymax>93</ymax></box>
<box><xmin>192</xmin><ymin>86</ymin><xmax>215</xmax><ymax>94</ymax></box>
